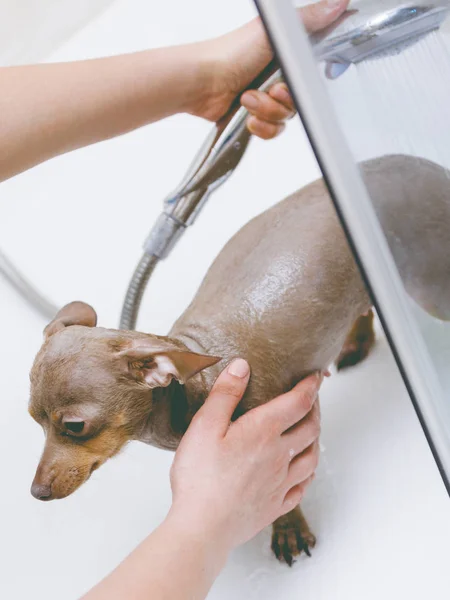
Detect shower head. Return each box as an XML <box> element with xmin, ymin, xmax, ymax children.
<box><xmin>313</xmin><ymin>0</ymin><xmax>450</xmax><ymax>78</ymax></box>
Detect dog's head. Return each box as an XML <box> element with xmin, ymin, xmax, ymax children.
<box><xmin>29</xmin><ymin>301</ymin><xmax>219</xmax><ymax>501</ymax></box>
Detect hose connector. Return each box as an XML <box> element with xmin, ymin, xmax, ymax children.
<box><xmin>143</xmin><ymin>213</ymin><xmax>186</xmax><ymax>260</ymax></box>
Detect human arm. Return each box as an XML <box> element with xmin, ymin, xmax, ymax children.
<box><xmin>81</xmin><ymin>359</ymin><xmax>323</xmax><ymax>600</ymax></box>
<box><xmin>0</xmin><ymin>0</ymin><xmax>348</xmax><ymax>182</ymax></box>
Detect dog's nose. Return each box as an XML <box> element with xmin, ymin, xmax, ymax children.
<box><xmin>30</xmin><ymin>482</ymin><xmax>53</xmax><ymax>500</ymax></box>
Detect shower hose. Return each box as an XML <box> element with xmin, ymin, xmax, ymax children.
<box><xmin>0</xmin><ymin>244</ymin><xmax>153</xmax><ymax>330</ymax></box>
<box><xmin>0</xmin><ymin>248</ymin><xmax>58</xmax><ymax>321</ymax></box>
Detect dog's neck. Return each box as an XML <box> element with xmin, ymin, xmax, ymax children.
<box><xmin>137</xmin><ymin>382</ymin><xmax>187</xmax><ymax>450</ymax></box>
<box><xmin>136</xmin><ymin>334</ymin><xmax>212</xmax><ymax>451</ymax></box>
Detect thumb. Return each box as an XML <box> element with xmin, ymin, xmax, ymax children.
<box><xmin>195</xmin><ymin>359</ymin><xmax>250</xmax><ymax>437</ymax></box>
<box><xmin>300</xmin><ymin>0</ymin><xmax>350</xmax><ymax>33</ymax></box>
<box><xmin>214</xmin><ymin>0</ymin><xmax>348</xmax><ymax>120</ymax></box>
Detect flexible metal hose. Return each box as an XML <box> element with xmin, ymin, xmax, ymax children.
<box><xmin>118</xmin><ymin>64</ymin><xmax>283</xmax><ymax>332</ymax></box>
<box><xmin>119</xmin><ymin>253</ymin><xmax>160</xmax><ymax>330</ymax></box>
<box><xmin>0</xmin><ymin>248</ymin><xmax>58</xmax><ymax>320</ymax></box>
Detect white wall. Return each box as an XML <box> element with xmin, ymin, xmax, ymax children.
<box><xmin>0</xmin><ymin>0</ymin><xmax>114</xmax><ymax>65</ymax></box>
<box><xmin>0</xmin><ymin>1</ymin><xmax>449</xmax><ymax>599</ymax></box>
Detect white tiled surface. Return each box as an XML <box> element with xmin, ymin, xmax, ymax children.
<box><xmin>0</xmin><ymin>1</ymin><xmax>449</xmax><ymax>599</ymax></box>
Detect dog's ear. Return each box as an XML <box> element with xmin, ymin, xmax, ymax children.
<box><xmin>44</xmin><ymin>301</ymin><xmax>98</xmax><ymax>339</ymax></box>
<box><xmin>119</xmin><ymin>340</ymin><xmax>220</xmax><ymax>388</ymax></box>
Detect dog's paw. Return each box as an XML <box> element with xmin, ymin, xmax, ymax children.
<box><xmin>271</xmin><ymin>508</ymin><xmax>316</xmax><ymax>566</ymax></box>
<box><xmin>335</xmin><ymin>309</ymin><xmax>375</xmax><ymax>371</ymax></box>
<box><xmin>271</xmin><ymin>527</ymin><xmax>316</xmax><ymax>566</ymax></box>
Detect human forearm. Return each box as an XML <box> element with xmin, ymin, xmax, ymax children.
<box><xmin>0</xmin><ymin>44</ymin><xmax>211</xmax><ymax>182</ymax></box>
<box><xmin>81</xmin><ymin>510</ymin><xmax>228</xmax><ymax>600</ymax></box>
<box><xmin>0</xmin><ymin>1</ymin><xmax>348</xmax><ymax>183</ymax></box>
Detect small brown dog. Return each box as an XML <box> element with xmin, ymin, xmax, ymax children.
<box><xmin>29</xmin><ymin>154</ymin><xmax>450</xmax><ymax>565</ymax></box>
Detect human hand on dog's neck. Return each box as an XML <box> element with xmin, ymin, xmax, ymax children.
<box><xmin>81</xmin><ymin>363</ymin><xmax>322</xmax><ymax>600</ymax></box>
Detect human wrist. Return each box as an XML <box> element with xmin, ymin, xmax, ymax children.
<box><xmin>166</xmin><ymin>502</ymin><xmax>233</xmax><ymax>566</ymax></box>
<box><xmin>187</xmin><ymin>18</ymin><xmax>273</xmax><ymax>122</ymax></box>
<box><xmin>171</xmin><ymin>40</ymin><xmax>219</xmax><ymax>120</ymax></box>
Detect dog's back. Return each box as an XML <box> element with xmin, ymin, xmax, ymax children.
<box><xmin>172</xmin><ymin>154</ymin><xmax>450</xmax><ymax>409</ymax></box>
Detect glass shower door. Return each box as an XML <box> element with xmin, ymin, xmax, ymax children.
<box><xmin>254</xmin><ymin>0</ymin><xmax>450</xmax><ymax>491</ymax></box>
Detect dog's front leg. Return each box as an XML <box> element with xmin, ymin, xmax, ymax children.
<box><xmin>271</xmin><ymin>505</ymin><xmax>316</xmax><ymax>566</ymax></box>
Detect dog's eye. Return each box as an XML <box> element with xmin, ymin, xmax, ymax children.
<box><xmin>64</xmin><ymin>421</ymin><xmax>85</xmax><ymax>435</ymax></box>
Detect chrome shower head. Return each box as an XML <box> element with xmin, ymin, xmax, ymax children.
<box><xmin>313</xmin><ymin>0</ymin><xmax>450</xmax><ymax>79</ymax></box>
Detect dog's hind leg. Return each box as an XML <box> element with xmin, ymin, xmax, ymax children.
<box><xmin>335</xmin><ymin>309</ymin><xmax>376</xmax><ymax>371</ymax></box>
